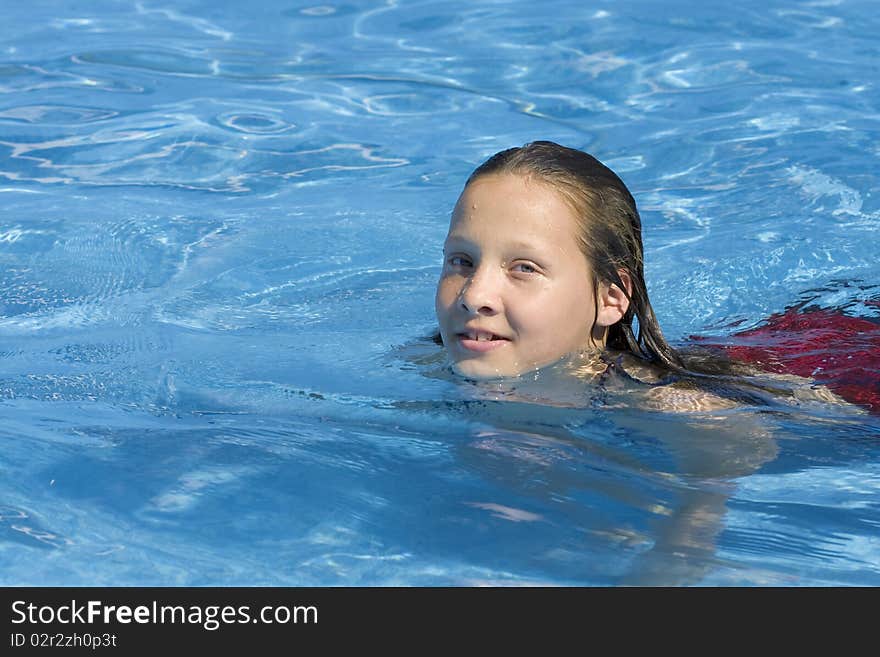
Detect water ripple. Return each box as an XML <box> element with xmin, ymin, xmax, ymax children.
<box><xmin>0</xmin><ymin>506</ymin><xmax>71</xmax><ymax>549</ymax></box>
<box><xmin>73</xmin><ymin>49</ymin><xmax>220</xmax><ymax>78</ymax></box>
<box><xmin>213</xmin><ymin>111</ymin><xmax>295</xmax><ymax>134</ymax></box>
<box><xmin>134</xmin><ymin>2</ymin><xmax>233</xmax><ymax>42</ymax></box>
<box><xmin>0</xmin><ymin>214</ymin><xmax>228</xmax><ymax>330</ymax></box>
<box><xmin>2</xmin><ymin>0</ymin><xmax>879</xmax><ymax>587</ymax></box>
<box><xmin>0</xmin><ymin>104</ymin><xmax>118</xmax><ymax>125</ymax></box>
<box><xmin>1</xmin><ymin>99</ymin><xmax>409</xmax><ymax>191</ymax></box>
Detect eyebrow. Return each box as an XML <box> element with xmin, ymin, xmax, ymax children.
<box><xmin>505</xmin><ymin>240</ymin><xmax>544</xmax><ymax>252</ymax></box>
<box><xmin>443</xmin><ymin>235</ymin><xmax>473</xmax><ymax>247</ymax></box>
<box><xmin>445</xmin><ymin>234</ymin><xmax>544</xmax><ymax>249</ymax></box>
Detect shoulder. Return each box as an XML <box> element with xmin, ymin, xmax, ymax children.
<box><xmin>761</xmin><ymin>372</ymin><xmax>864</xmax><ymax>411</ymax></box>
<box><xmin>640</xmin><ymin>384</ymin><xmax>739</xmax><ymax>412</ymax></box>
<box><xmin>600</xmin><ymin>351</ymin><xmax>739</xmax><ymax>412</ymax></box>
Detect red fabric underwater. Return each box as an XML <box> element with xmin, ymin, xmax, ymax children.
<box><xmin>698</xmin><ymin>307</ymin><xmax>880</xmax><ymax>414</ymax></box>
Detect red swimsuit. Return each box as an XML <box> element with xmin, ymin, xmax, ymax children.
<box><xmin>699</xmin><ymin>306</ymin><xmax>880</xmax><ymax>414</ymax></box>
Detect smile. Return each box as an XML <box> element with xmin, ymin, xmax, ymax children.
<box><xmin>456</xmin><ymin>330</ymin><xmax>511</xmax><ymax>353</ymax></box>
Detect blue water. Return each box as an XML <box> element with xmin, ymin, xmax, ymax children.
<box><xmin>2</xmin><ymin>0</ymin><xmax>879</xmax><ymax>585</ymax></box>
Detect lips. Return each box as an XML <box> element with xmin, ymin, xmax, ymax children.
<box><xmin>461</xmin><ymin>329</ymin><xmax>501</xmax><ymax>341</ymax></box>
<box><xmin>455</xmin><ymin>328</ymin><xmax>510</xmax><ymax>353</ymax></box>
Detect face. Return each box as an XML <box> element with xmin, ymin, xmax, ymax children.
<box><xmin>435</xmin><ymin>173</ymin><xmax>601</xmax><ymax>379</ymax></box>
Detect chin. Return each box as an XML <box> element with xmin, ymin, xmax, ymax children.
<box><xmin>451</xmin><ymin>358</ymin><xmax>518</xmax><ymax>380</ymax></box>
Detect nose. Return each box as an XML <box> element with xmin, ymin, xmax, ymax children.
<box><xmin>458</xmin><ymin>265</ymin><xmax>501</xmax><ymax>316</ymax></box>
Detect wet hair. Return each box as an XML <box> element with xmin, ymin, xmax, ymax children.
<box><xmin>464</xmin><ymin>140</ymin><xmax>690</xmax><ymax>372</ymax></box>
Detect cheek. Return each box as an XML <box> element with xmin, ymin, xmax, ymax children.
<box><xmin>436</xmin><ymin>275</ymin><xmax>459</xmax><ymax>305</ymax></box>
<box><xmin>434</xmin><ymin>277</ymin><xmax>454</xmax><ymax>318</ymax></box>
<box><xmin>520</xmin><ymin>283</ymin><xmax>594</xmax><ymax>340</ymax></box>
<box><xmin>558</xmin><ymin>286</ymin><xmax>596</xmax><ymax>342</ymax></box>
<box><xmin>510</xmin><ymin>283</ymin><xmax>566</xmax><ymax>322</ymax></box>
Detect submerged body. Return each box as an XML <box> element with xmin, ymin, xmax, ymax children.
<box><xmin>701</xmin><ymin>307</ymin><xmax>880</xmax><ymax>416</ymax></box>
<box><xmin>415</xmin><ymin>336</ymin><xmax>864</xmax><ymax>585</ymax></box>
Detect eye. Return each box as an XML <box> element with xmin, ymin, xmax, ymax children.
<box><xmin>446</xmin><ymin>254</ymin><xmax>473</xmax><ymax>268</ymax></box>
<box><xmin>511</xmin><ymin>261</ymin><xmax>540</xmax><ymax>275</ymax></box>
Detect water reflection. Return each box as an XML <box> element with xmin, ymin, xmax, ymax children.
<box><xmin>403</xmin><ymin>345</ymin><xmax>780</xmax><ymax>585</ymax></box>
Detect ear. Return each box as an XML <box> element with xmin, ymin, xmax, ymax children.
<box><xmin>595</xmin><ymin>270</ymin><xmax>632</xmax><ymax>327</ymax></box>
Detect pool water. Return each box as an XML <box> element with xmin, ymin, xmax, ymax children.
<box><xmin>1</xmin><ymin>0</ymin><xmax>879</xmax><ymax>585</ymax></box>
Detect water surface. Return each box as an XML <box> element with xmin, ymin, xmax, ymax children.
<box><xmin>1</xmin><ymin>0</ymin><xmax>879</xmax><ymax>585</ymax></box>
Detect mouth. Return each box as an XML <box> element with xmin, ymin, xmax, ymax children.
<box><xmin>455</xmin><ymin>329</ymin><xmax>511</xmax><ymax>353</ymax></box>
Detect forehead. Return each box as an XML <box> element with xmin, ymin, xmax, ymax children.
<box><xmin>448</xmin><ymin>173</ymin><xmax>581</xmax><ymax>243</ymax></box>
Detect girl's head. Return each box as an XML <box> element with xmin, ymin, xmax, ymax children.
<box><xmin>435</xmin><ymin>140</ymin><xmax>682</xmax><ymax>379</ymax></box>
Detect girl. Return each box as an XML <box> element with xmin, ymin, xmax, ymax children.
<box><xmin>435</xmin><ymin>140</ymin><xmax>876</xmax><ymax>414</ymax></box>
<box><xmin>430</xmin><ymin>141</ymin><xmax>880</xmax><ymax>583</ymax></box>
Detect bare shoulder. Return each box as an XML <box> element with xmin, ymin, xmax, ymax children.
<box><xmin>605</xmin><ymin>352</ymin><xmax>739</xmax><ymax>413</ymax></box>
<box><xmin>761</xmin><ymin>372</ymin><xmax>863</xmax><ymax>410</ymax></box>
<box><xmin>606</xmin><ymin>352</ymin><xmax>863</xmax><ymax>414</ymax></box>
<box><xmin>641</xmin><ymin>384</ymin><xmax>739</xmax><ymax>412</ymax></box>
